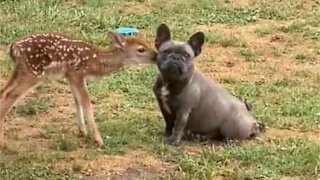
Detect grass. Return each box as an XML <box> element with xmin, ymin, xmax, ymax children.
<box><xmin>173</xmin><ymin>138</ymin><xmax>319</xmax><ymax>179</ymax></box>
<box><xmin>0</xmin><ymin>162</ymin><xmax>76</xmax><ymax>180</ymax></box>
<box><xmin>13</xmin><ymin>97</ymin><xmax>54</xmax><ymax>116</ymax></box>
<box><xmin>0</xmin><ymin>0</ymin><xmax>319</xmax><ymax>179</ymax></box>
<box><xmin>255</xmin><ymin>24</ymin><xmax>277</xmax><ymax>37</ymax></box>
<box><xmin>239</xmin><ymin>48</ymin><xmax>261</xmax><ymax>62</ymax></box>
<box><xmin>205</xmin><ymin>31</ymin><xmax>247</xmax><ymax>47</ymax></box>
<box><xmin>294</xmin><ymin>53</ymin><xmax>316</xmax><ymax>64</ymax></box>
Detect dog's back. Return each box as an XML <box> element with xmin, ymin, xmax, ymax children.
<box><xmin>185</xmin><ymin>71</ymin><xmax>263</xmax><ymax>140</ymax></box>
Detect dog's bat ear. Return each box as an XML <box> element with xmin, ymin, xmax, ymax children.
<box><xmin>155</xmin><ymin>24</ymin><xmax>171</xmax><ymax>50</ymax></box>
<box><xmin>188</xmin><ymin>32</ymin><xmax>205</xmax><ymax>57</ymax></box>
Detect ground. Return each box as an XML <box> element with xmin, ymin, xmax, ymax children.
<box><xmin>0</xmin><ymin>0</ymin><xmax>319</xmax><ymax>179</ymax></box>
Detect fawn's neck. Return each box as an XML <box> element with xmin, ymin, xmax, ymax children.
<box><xmin>91</xmin><ymin>47</ymin><xmax>128</xmax><ymax>77</ymax></box>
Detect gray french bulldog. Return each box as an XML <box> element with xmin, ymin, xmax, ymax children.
<box><xmin>153</xmin><ymin>24</ymin><xmax>265</xmax><ymax>145</ymax></box>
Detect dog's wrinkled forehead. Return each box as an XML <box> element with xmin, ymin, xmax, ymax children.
<box><xmin>159</xmin><ymin>40</ymin><xmax>195</xmax><ymax>57</ymax></box>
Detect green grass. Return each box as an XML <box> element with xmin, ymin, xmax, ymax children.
<box><xmin>0</xmin><ymin>0</ymin><xmax>319</xmax><ymax>179</ymax></box>
<box><xmin>255</xmin><ymin>24</ymin><xmax>277</xmax><ymax>37</ymax></box>
<box><xmin>0</xmin><ymin>57</ymin><xmax>12</xmax><ymax>77</ymax></box>
<box><xmin>172</xmin><ymin>138</ymin><xmax>319</xmax><ymax>179</ymax></box>
<box><xmin>0</xmin><ymin>161</ymin><xmax>75</xmax><ymax>180</ymax></box>
<box><xmin>239</xmin><ymin>48</ymin><xmax>261</xmax><ymax>62</ymax></box>
<box><xmin>294</xmin><ymin>53</ymin><xmax>316</xmax><ymax>64</ymax></box>
<box><xmin>13</xmin><ymin>97</ymin><xmax>54</xmax><ymax>116</ymax></box>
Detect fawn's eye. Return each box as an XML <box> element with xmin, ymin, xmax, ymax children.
<box><xmin>137</xmin><ymin>47</ymin><xmax>146</xmax><ymax>53</ymax></box>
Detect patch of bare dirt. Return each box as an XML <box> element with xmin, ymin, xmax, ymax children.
<box><xmin>0</xmin><ymin>45</ymin><xmax>6</xmax><ymax>58</ymax></box>
<box><xmin>82</xmin><ymin>167</ymin><xmax>168</xmax><ymax>180</ymax></box>
<box><xmin>1</xmin><ymin>81</ymin><xmax>76</xmax><ymax>152</ymax></box>
<box><xmin>121</xmin><ymin>1</ymin><xmax>151</xmax><ymax>14</ymax></box>
<box><xmin>53</xmin><ymin>149</ymin><xmax>176</xmax><ymax>179</ymax></box>
<box><xmin>195</xmin><ymin>22</ymin><xmax>320</xmax><ymax>86</ymax></box>
<box><xmin>263</xmin><ymin>127</ymin><xmax>320</xmax><ymax>144</ymax></box>
<box><xmin>222</xmin><ymin>0</ymin><xmax>253</xmax><ymax>7</ymax></box>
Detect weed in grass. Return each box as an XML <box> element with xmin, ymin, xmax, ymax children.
<box><xmin>270</xmin><ymin>46</ymin><xmax>289</xmax><ymax>57</ymax></box>
<box><xmin>294</xmin><ymin>53</ymin><xmax>316</xmax><ymax>64</ymax></box>
<box><xmin>219</xmin><ymin>36</ymin><xmax>247</xmax><ymax>47</ymax></box>
<box><xmin>0</xmin><ymin>58</ymin><xmax>12</xmax><ymax>77</ymax></box>
<box><xmin>205</xmin><ymin>31</ymin><xmax>223</xmax><ymax>44</ymax></box>
<box><xmin>316</xmin><ymin>73</ymin><xmax>320</xmax><ymax>84</ymax></box>
<box><xmin>56</xmin><ymin>135</ymin><xmax>78</xmax><ymax>152</ymax></box>
<box><xmin>219</xmin><ymin>77</ymin><xmax>240</xmax><ymax>84</ymax></box>
<box><xmin>294</xmin><ymin>70</ymin><xmax>311</xmax><ymax>79</ymax></box>
<box><xmin>13</xmin><ymin>97</ymin><xmax>53</xmax><ymax>116</ymax></box>
<box><xmin>255</xmin><ymin>24</ymin><xmax>276</xmax><ymax>37</ymax></box>
<box><xmin>239</xmin><ymin>48</ymin><xmax>261</xmax><ymax>62</ymax></box>
<box><xmin>278</xmin><ymin>22</ymin><xmax>305</xmax><ymax>34</ymax></box>
<box><xmin>272</xmin><ymin>77</ymin><xmax>299</xmax><ymax>87</ymax></box>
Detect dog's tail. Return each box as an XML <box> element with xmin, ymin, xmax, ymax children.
<box><xmin>257</xmin><ymin>122</ymin><xmax>266</xmax><ymax>133</ymax></box>
<box><xmin>250</xmin><ymin>122</ymin><xmax>267</xmax><ymax>139</ymax></box>
<box><xmin>244</xmin><ymin>100</ymin><xmax>252</xmax><ymax>111</ymax></box>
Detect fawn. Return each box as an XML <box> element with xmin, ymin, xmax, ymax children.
<box><xmin>0</xmin><ymin>31</ymin><xmax>157</xmax><ymax>147</ymax></box>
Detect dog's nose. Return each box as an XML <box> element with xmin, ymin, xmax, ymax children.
<box><xmin>169</xmin><ymin>54</ymin><xmax>182</xmax><ymax>61</ymax></box>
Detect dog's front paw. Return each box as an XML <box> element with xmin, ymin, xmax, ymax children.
<box><xmin>164</xmin><ymin>128</ymin><xmax>172</xmax><ymax>137</ymax></box>
<box><xmin>165</xmin><ymin>135</ymin><xmax>181</xmax><ymax>146</ymax></box>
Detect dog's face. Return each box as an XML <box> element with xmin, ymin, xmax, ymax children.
<box><xmin>155</xmin><ymin>24</ymin><xmax>205</xmax><ymax>78</ymax></box>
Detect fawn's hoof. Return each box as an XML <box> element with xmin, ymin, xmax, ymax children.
<box><xmin>0</xmin><ymin>141</ymin><xmax>8</xmax><ymax>150</ymax></box>
<box><xmin>94</xmin><ymin>136</ymin><xmax>104</xmax><ymax>147</ymax></box>
<box><xmin>79</xmin><ymin>128</ymin><xmax>88</xmax><ymax>137</ymax></box>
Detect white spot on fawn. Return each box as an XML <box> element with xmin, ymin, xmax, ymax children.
<box><xmin>93</xmin><ymin>54</ymin><xmax>97</xmax><ymax>58</ymax></box>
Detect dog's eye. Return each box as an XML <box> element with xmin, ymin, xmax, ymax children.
<box><xmin>163</xmin><ymin>49</ymin><xmax>170</xmax><ymax>54</ymax></box>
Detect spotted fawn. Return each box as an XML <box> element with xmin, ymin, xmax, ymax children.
<box><xmin>0</xmin><ymin>31</ymin><xmax>157</xmax><ymax>147</ymax></box>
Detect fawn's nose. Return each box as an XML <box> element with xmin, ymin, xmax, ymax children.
<box><xmin>152</xmin><ymin>51</ymin><xmax>158</xmax><ymax>62</ymax></box>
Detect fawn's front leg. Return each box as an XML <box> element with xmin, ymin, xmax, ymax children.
<box><xmin>67</xmin><ymin>75</ymin><xmax>103</xmax><ymax>147</ymax></box>
<box><xmin>68</xmin><ymin>78</ymin><xmax>88</xmax><ymax>137</ymax></box>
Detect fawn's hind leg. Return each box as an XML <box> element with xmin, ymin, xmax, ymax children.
<box><xmin>0</xmin><ymin>69</ymin><xmax>38</xmax><ymax>147</ymax></box>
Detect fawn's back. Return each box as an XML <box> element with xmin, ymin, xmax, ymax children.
<box><xmin>10</xmin><ymin>33</ymin><xmax>99</xmax><ymax>78</ymax></box>
<box><xmin>9</xmin><ymin>32</ymin><xmax>156</xmax><ymax>79</ymax></box>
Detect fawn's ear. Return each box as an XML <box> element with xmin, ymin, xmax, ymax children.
<box><xmin>155</xmin><ymin>24</ymin><xmax>171</xmax><ymax>50</ymax></box>
<box><xmin>108</xmin><ymin>31</ymin><xmax>127</xmax><ymax>49</ymax></box>
<box><xmin>187</xmin><ymin>32</ymin><xmax>205</xmax><ymax>57</ymax></box>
